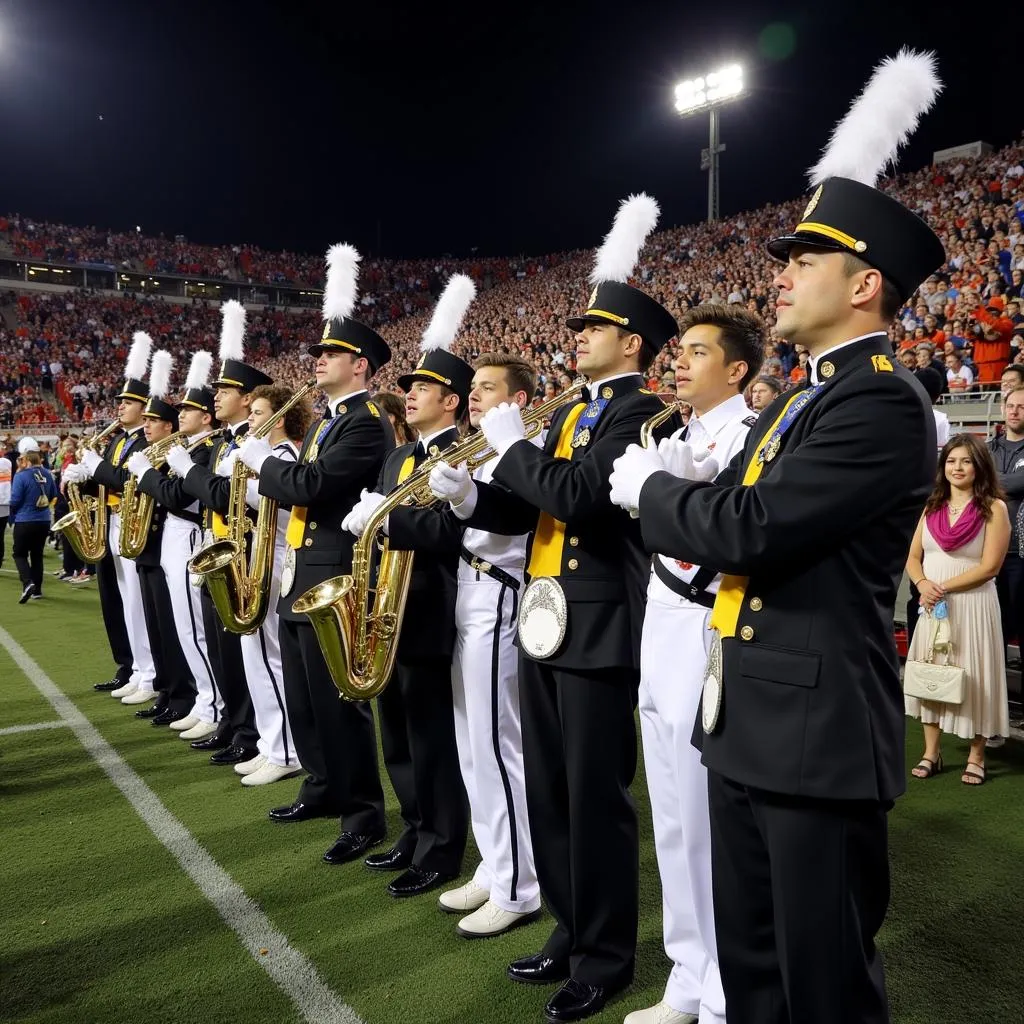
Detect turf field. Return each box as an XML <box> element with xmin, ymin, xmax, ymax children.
<box><xmin>1</xmin><ymin>552</ymin><xmax>1022</xmax><ymax>1024</ymax></box>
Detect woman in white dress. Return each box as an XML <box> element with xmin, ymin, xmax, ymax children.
<box><xmin>905</xmin><ymin>433</ymin><xmax>1010</xmax><ymax>786</ymax></box>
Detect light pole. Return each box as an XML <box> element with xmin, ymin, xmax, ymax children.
<box><xmin>674</xmin><ymin>65</ymin><xmax>745</xmax><ymax>223</ymax></box>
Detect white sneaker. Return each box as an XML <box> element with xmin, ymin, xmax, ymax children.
<box><xmin>456</xmin><ymin>900</ymin><xmax>541</xmax><ymax>938</ymax></box>
<box><xmin>234</xmin><ymin>753</ymin><xmax>267</xmax><ymax>776</ymax></box>
<box><xmin>438</xmin><ymin>878</ymin><xmax>490</xmax><ymax>914</ymax></box>
<box><xmin>169</xmin><ymin>714</ymin><xmax>200</xmax><ymax>732</ymax></box>
<box><xmin>179</xmin><ymin>720</ymin><xmax>218</xmax><ymax>741</ymax></box>
<box><xmin>122</xmin><ymin>688</ymin><xmax>158</xmax><ymax>706</ymax></box>
<box><xmin>111</xmin><ymin>681</ymin><xmax>137</xmax><ymax>699</ymax></box>
<box><xmin>240</xmin><ymin>762</ymin><xmax>304</xmax><ymax>787</ymax></box>
<box><xmin>623</xmin><ymin>1002</ymin><xmax>698</xmax><ymax>1024</ymax></box>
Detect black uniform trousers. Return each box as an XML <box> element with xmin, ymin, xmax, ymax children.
<box><xmin>279</xmin><ymin>618</ymin><xmax>385</xmax><ymax>835</ymax></box>
<box><xmin>200</xmin><ymin>588</ymin><xmax>255</xmax><ymax>747</ymax></box>
<box><xmin>13</xmin><ymin>521</ymin><xmax>49</xmax><ymax>593</ymax></box>
<box><xmin>97</xmin><ymin>548</ymin><xmax>133</xmax><ymax>684</ymax></box>
<box><xmin>377</xmin><ymin>656</ymin><xmax>468</xmax><ymax>875</ymax></box>
<box><xmin>0</xmin><ymin>514</ymin><xmax>7</xmax><ymax>567</ymax></box>
<box><xmin>708</xmin><ymin>771</ymin><xmax>891</xmax><ymax>1024</ymax></box>
<box><xmin>519</xmin><ymin>659</ymin><xmax>639</xmax><ymax>991</ymax></box>
<box><xmin>137</xmin><ymin>564</ymin><xmax>196</xmax><ymax>713</ymax></box>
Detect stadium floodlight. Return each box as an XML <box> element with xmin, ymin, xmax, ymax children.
<box><xmin>674</xmin><ymin>64</ymin><xmax>745</xmax><ymax>223</ymax></box>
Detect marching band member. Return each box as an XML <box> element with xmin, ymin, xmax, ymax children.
<box><xmin>430</xmin><ymin>197</ymin><xmax>679</xmax><ymax>1022</ymax></box>
<box><xmin>610</xmin><ymin>52</ymin><xmax>946</xmax><ymax>1024</ymax></box>
<box><xmin>625</xmin><ymin>304</ymin><xmax>764</xmax><ymax>1024</ymax></box>
<box><xmin>126</xmin><ymin>351</ymin><xmax>223</xmax><ymax>740</ymax></box>
<box><xmin>236</xmin><ymin>244</ymin><xmax>392</xmax><ymax>861</ymax></box>
<box><xmin>216</xmin><ymin>383</ymin><xmax>311</xmax><ymax>787</ymax></box>
<box><xmin>165</xmin><ymin>301</ymin><xmax>273</xmax><ymax>765</ymax></box>
<box><xmin>343</xmin><ymin>276</ymin><xmax>474</xmax><ymax>898</ymax></box>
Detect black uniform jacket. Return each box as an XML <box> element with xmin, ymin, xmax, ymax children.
<box><xmin>638</xmin><ymin>334</ymin><xmax>934</xmax><ymax>803</ymax></box>
<box><xmin>134</xmin><ymin>433</ymin><xmax>219</xmax><ymax>519</ymax></box>
<box><xmin>258</xmin><ymin>391</ymin><xmax>394</xmax><ymax>623</ymax></box>
<box><xmin>463</xmin><ymin>373</ymin><xmax>676</xmax><ymax>673</ymax></box>
<box><xmin>380</xmin><ymin>426</ymin><xmax>462</xmax><ymax>662</ymax></box>
<box><xmin>181</xmin><ymin>422</ymin><xmax>250</xmax><ymax>522</ymax></box>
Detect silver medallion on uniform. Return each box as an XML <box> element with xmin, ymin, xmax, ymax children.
<box><xmin>702</xmin><ymin>628</ymin><xmax>724</xmax><ymax>733</ymax></box>
<box><xmin>518</xmin><ymin>576</ymin><xmax>568</xmax><ymax>659</ymax></box>
<box><xmin>281</xmin><ymin>546</ymin><xmax>297</xmax><ymax>597</ymax></box>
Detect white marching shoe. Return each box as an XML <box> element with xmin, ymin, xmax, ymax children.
<box><xmin>179</xmin><ymin>721</ymin><xmax>218</xmax><ymax>741</ymax></box>
<box><xmin>122</xmin><ymin>688</ymin><xmax>158</xmax><ymax>705</ymax></box>
<box><xmin>623</xmin><ymin>1002</ymin><xmax>698</xmax><ymax>1024</ymax></box>
<box><xmin>438</xmin><ymin>878</ymin><xmax>490</xmax><ymax>914</ymax></box>
<box><xmin>456</xmin><ymin>900</ymin><xmax>541</xmax><ymax>938</ymax></box>
<box><xmin>111</xmin><ymin>681</ymin><xmax>137</xmax><ymax>699</ymax></box>
<box><xmin>234</xmin><ymin>753</ymin><xmax>267</xmax><ymax>776</ymax></box>
<box><xmin>169</xmin><ymin>714</ymin><xmax>200</xmax><ymax>732</ymax></box>
<box><xmin>240</xmin><ymin>762</ymin><xmax>303</xmax><ymax>787</ymax></box>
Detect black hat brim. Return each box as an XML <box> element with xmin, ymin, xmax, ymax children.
<box><xmin>766</xmin><ymin>232</ymin><xmax>850</xmax><ymax>262</ymax></box>
<box><xmin>564</xmin><ymin>313</ymin><xmax>626</xmax><ymax>334</ymax></box>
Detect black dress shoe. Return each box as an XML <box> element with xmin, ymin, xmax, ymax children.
<box><xmin>322</xmin><ymin>831</ymin><xmax>386</xmax><ymax>864</ymax></box>
<box><xmin>152</xmin><ymin>707</ymin><xmax>189</xmax><ymax>727</ymax></box>
<box><xmin>209</xmin><ymin>745</ymin><xmax>258</xmax><ymax>766</ymax></box>
<box><xmin>507</xmin><ymin>952</ymin><xmax>570</xmax><ymax>986</ymax></box>
<box><xmin>135</xmin><ymin>700</ymin><xmax>169</xmax><ymax>719</ymax></box>
<box><xmin>190</xmin><ymin>730</ymin><xmax>232</xmax><ymax>751</ymax></box>
<box><xmin>268</xmin><ymin>801</ymin><xmax>337</xmax><ymax>824</ymax></box>
<box><xmin>364</xmin><ymin>845</ymin><xmax>413</xmax><ymax>872</ymax></box>
<box><xmin>387</xmin><ymin>866</ymin><xmax>457</xmax><ymax>898</ymax></box>
<box><xmin>94</xmin><ymin>676</ymin><xmax>125</xmax><ymax>692</ymax></box>
<box><xmin>544</xmin><ymin>980</ymin><xmax>608</xmax><ymax>1022</ymax></box>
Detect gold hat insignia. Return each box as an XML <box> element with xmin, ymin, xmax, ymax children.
<box><xmin>803</xmin><ymin>184</ymin><xmax>823</xmax><ymax>221</ymax></box>
<box><xmin>588</xmin><ymin>286</ymin><xmax>599</xmax><ymax>308</ymax></box>
<box><xmin>820</xmin><ymin>361</ymin><xmax>836</xmax><ymax>379</ymax></box>
<box><xmin>321</xmin><ymin>322</ymin><xmax>331</xmax><ymax>340</ymax></box>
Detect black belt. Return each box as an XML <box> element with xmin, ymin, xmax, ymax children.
<box><xmin>170</xmin><ymin>509</ymin><xmax>203</xmax><ymax>526</ymax></box>
<box><xmin>652</xmin><ymin>557</ymin><xmax>716</xmax><ymax>609</ymax></box>
<box><xmin>460</xmin><ymin>547</ymin><xmax>521</xmax><ymax>591</ymax></box>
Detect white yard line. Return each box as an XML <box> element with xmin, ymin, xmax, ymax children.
<box><xmin>0</xmin><ymin>719</ymin><xmax>69</xmax><ymax>735</ymax></box>
<box><xmin>0</xmin><ymin>622</ymin><xmax>366</xmax><ymax>1024</ymax></box>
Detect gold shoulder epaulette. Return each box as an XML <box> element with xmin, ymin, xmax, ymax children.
<box><xmin>367</xmin><ymin>401</ymin><xmax>380</xmax><ymax>417</ymax></box>
<box><xmin>871</xmin><ymin>354</ymin><xmax>893</xmax><ymax>373</ymax></box>
<box><xmin>639</xmin><ymin>387</ymin><xmax>655</xmax><ymax>395</ymax></box>
<box><xmin>205</xmin><ymin>437</ymin><xmax>214</xmax><ymax>446</ymax></box>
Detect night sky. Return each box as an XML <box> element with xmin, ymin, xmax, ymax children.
<box><xmin>0</xmin><ymin>0</ymin><xmax>1009</xmax><ymax>259</ymax></box>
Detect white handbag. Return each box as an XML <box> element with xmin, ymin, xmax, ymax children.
<box><xmin>903</xmin><ymin>610</ymin><xmax>965</xmax><ymax>705</ymax></box>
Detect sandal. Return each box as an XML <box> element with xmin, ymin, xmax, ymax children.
<box><xmin>961</xmin><ymin>762</ymin><xmax>987</xmax><ymax>786</ymax></box>
<box><xmin>911</xmin><ymin>754</ymin><xmax>943</xmax><ymax>779</ymax></box>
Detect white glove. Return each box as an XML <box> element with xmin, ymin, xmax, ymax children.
<box><xmin>165</xmin><ymin>444</ymin><xmax>194</xmax><ymax>478</ymax></box>
<box><xmin>216</xmin><ymin>449</ymin><xmax>238</xmax><ymax>478</ymax></box>
<box><xmin>61</xmin><ymin>463</ymin><xmax>89</xmax><ymax>485</ymax></box>
<box><xmin>429</xmin><ymin>462</ymin><xmax>474</xmax><ymax>505</ymax></box>
<box><xmin>238</xmin><ymin>436</ymin><xmax>272</xmax><ymax>474</ymax></box>
<box><xmin>609</xmin><ymin>443</ymin><xmax>668</xmax><ymax>514</ymax></box>
<box><xmin>341</xmin><ymin>489</ymin><xmax>386</xmax><ymax>537</ymax></box>
<box><xmin>81</xmin><ymin>449</ymin><xmax>102</xmax><ymax>476</ymax></box>
<box><xmin>125</xmin><ymin>451</ymin><xmax>153</xmax><ymax>479</ymax></box>
<box><xmin>656</xmin><ymin>437</ymin><xmax>720</xmax><ymax>482</ymax></box>
<box><xmin>479</xmin><ymin>402</ymin><xmax>527</xmax><ymax>457</ymax></box>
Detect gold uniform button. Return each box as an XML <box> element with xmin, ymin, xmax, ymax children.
<box><xmin>749</xmin><ymin>597</ymin><xmax>763</xmax><ymax>612</ymax></box>
<box><xmin>740</xmin><ymin>625</ymin><xmax>755</xmax><ymax>641</ymax></box>
<box><xmin>568</xmin><ymin>536</ymin><xmax>579</xmax><ymax>547</ymax></box>
<box><xmin>567</xmin><ymin>558</ymin><xmax>579</xmax><ymax>570</ymax></box>
<box><xmin>304</xmin><ymin>538</ymin><xmax>313</xmax><ymax>548</ymax></box>
<box><xmin>309</xmin><ymin>522</ymin><xmax>317</xmax><ymax>531</ymax></box>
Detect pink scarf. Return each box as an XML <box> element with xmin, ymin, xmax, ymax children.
<box><xmin>926</xmin><ymin>500</ymin><xmax>985</xmax><ymax>553</ymax></box>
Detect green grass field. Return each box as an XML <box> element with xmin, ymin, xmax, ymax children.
<box><xmin>1</xmin><ymin>551</ymin><xmax>1022</xmax><ymax>1024</ymax></box>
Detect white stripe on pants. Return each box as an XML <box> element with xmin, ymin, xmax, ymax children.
<box><xmin>239</xmin><ymin>538</ymin><xmax>297</xmax><ymax>767</ymax></box>
<box><xmin>108</xmin><ymin>512</ymin><xmax>156</xmax><ymax>694</ymax></box>
<box><xmin>639</xmin><ymin>575</ymin><xmax>726</xmax><ymax>1024</ymax></box>
<box><xmin>451</xmin><ymin>571</ymin><xmax>539</xmax><ymax>914</ymax></box>
<box><xmin>161</xmin><ymin>516</ymin><xmax>221</xmax><ymax>724</ymax></box>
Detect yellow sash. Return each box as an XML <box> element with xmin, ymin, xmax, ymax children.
<box><xmin>526</xmin><ymin>402</ymin><xmax>587</xmax><ymax>578</ymax></box>
<box><xmin>106</xmin><ymin>436</ymin><xmax>127</xmax><ymax>509</ymax></box>
<box><xmin>708</xmin><ymin>389</ymin><xmax>808</xmax><ymax>637</ymax></box>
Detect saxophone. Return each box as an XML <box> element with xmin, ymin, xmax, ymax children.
<box><xmin>118</xmin><ymin>430</ymin><xmax>190</xmax><ymax>558</ymax></box>
<box><xmin>292</xmin><ymin>380</ymin><xmax>587</xmax><ymax>701</ymax></box>
<box><xmin>187</xmin><ymin>380</ymin><xmax>317</xmax><ymax>635</ymax></box>
<box><xmin>52</xmin><ymin>419</ymin><xmax>123</xmax><ymax>564</ymax></box>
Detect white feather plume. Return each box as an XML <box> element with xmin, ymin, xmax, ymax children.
<box><xmin>184</xmin><ymin>351</ymin><xmax>214</xmax><ymax>391</ymax></box>
<box><xmin>125</xmin><ymin>332</ymin><xmax>153</xmax><ymax>381</ymax></box>
<box><xmin>421</xmin><ymin>275</ymin><xmax>477</xmax><ymax>353</ymax></box>
<box><xmin>322</xmin><ymin>243</ymin><xmax>361</xmax><ymax>322</ymax></box>
<box><xmin>219</xmin><ymin>300</ymin><xmax>246</xmax><ymax>362</ymax></box>
<box><xmin>808</xmin><ymin>48</ymin><xmax>942</xmax><ymax>187</ymax></box>
<box><xmin>590</xmin><ymin>193</ymin><xmax>661</xmax><ymax>285</ymax></box>
<box><xmin>149</xmin><ymin>350</ymin><xmax>173</xmax><ymax>401</ymax></box>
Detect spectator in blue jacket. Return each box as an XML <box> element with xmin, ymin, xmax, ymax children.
<box><xmin>10</xmin><ymin>439</ymin><xmax>57</xmax><ymax>603</ymax></box>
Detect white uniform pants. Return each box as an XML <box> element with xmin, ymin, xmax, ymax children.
<box><xmin>108</xmin><ymin>512</ymin><xmax>156</xmax><ymax>694</ymax></box>
<box><xmin>639</xmin><ymin>577</ymin><xmax>726</xmax><ymax>1024</ymax></box>
<box><xmin>161</xmin><ymin>515</ymin><xmax>221</xmax><ymax>724</ymax></box>
<box><xmin>451</xmin><ymin>570</ymin><xmax>539</xmax><ymax>914</ymax></box>
<box><xmin>240</xmin><ymin>533</ymin><xmax>297</xmax><ymax>767</ymax></box>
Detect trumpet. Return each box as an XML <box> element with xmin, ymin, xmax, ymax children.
<box><xmin>118</xmin><ymin>430</ymin><xmax>190</xmax><ymax>558</ymax></box>
<box><xmin>293</xmin><ymin>380</ymin><xmax>587</xmax><ymax>702</ymax></box>
<box><xmin>188</xmin><ymin>380</ymin><xmax>317</xmax><ymax>635</ymax></box>
<box><xmin>52</xmin><ymin>419</ymin><xmax>123</xmax><ymax>564</ymax></box>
